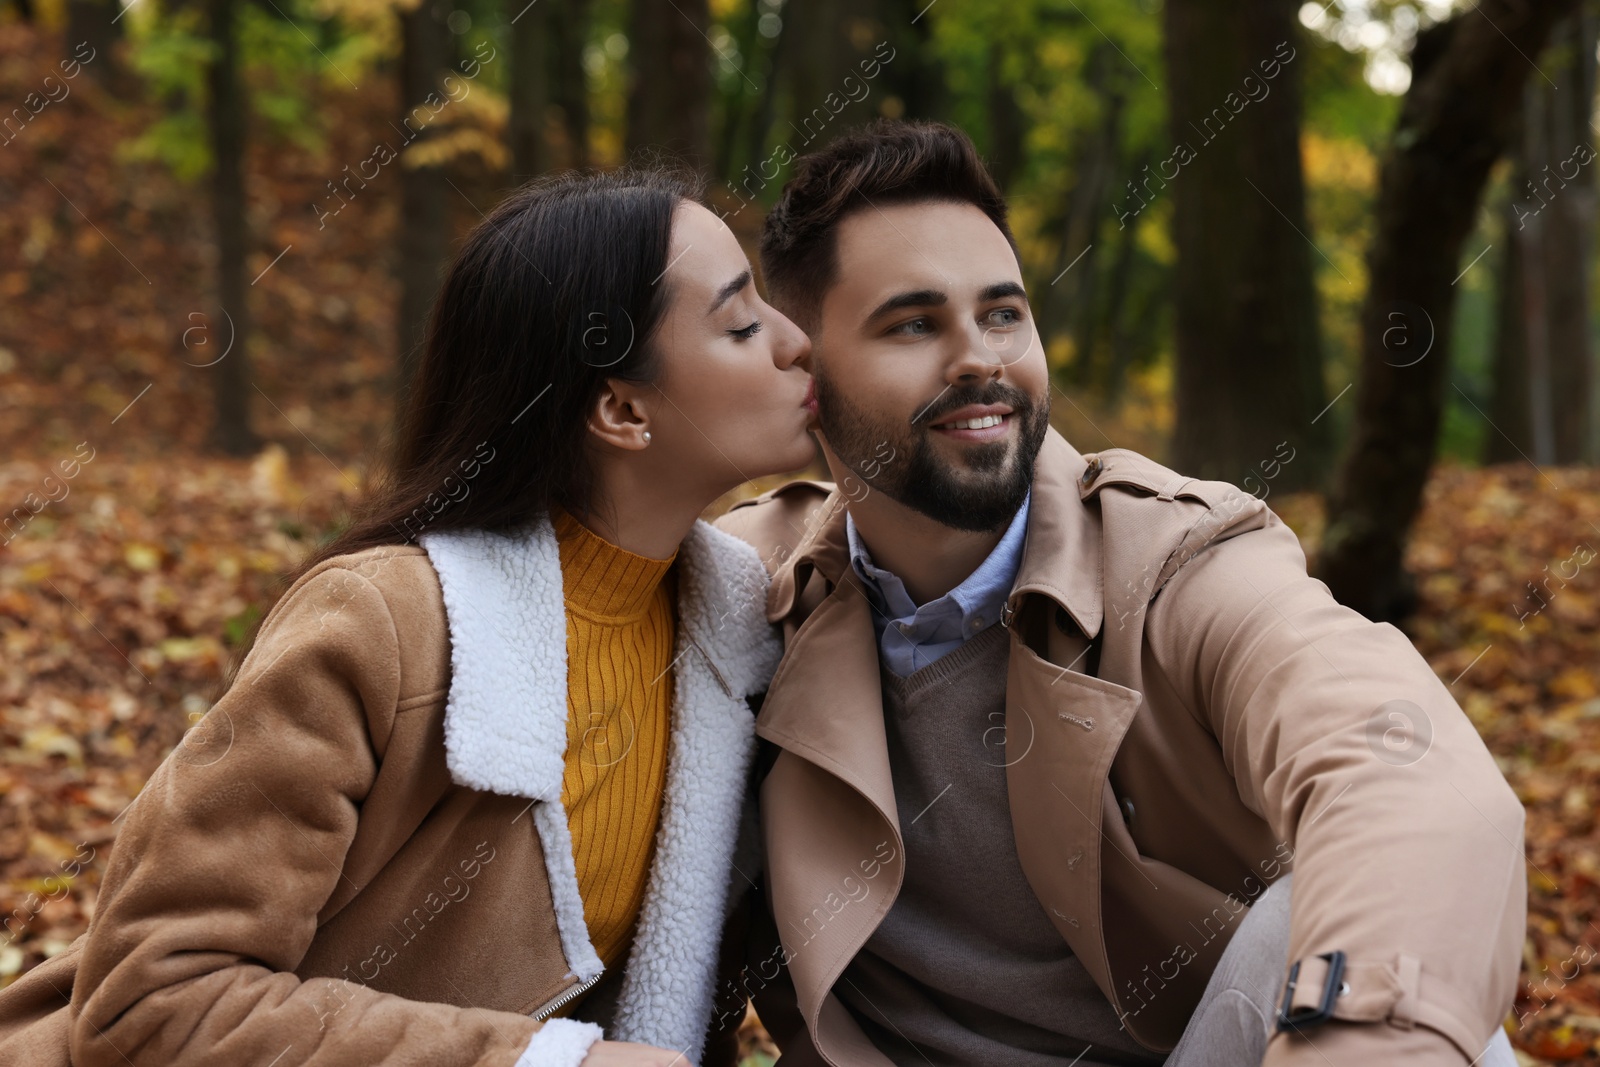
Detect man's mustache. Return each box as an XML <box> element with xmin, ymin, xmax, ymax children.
<box><xmin>911</xmin><ymin>384</ymin><xmax>1036</xmax><ymax>428</ymax></box>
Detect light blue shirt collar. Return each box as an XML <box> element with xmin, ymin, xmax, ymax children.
<box><xmin>845</xmin><ymin>490</ymin><xmax>1031</xmax><ymax>676</ymax></box>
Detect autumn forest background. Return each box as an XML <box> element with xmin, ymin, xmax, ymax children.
<box><xmin>2</xmin><ymin>0</ymin><xmax>1600</xmax><ymax>1061</ymax></box>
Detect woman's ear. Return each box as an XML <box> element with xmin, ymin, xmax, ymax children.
<box><xmin>587</xmin><ymin>378</ymin><xmax>652</xmax><ymax>451</ymax></box>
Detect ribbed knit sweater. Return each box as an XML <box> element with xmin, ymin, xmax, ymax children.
<box><xmin>551</xmin><ymin>505</ymin><xmax>677</xmax><ymax>969</ymax></box>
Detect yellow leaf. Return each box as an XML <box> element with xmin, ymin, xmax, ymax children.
<box><xmin>250</xmin><ymin>443</ymin><xmax>293</xmax><ymax>506</ymax></box>
<box><xmin>124</xmin><ymin>543</ymin><xmax>160</xmax><ymax>572</ymax></box>
<box><xmin>27</xmin><ymin>831</ymin><xmax>77</xmax><ymax>863</ymax></box>
<box><xmin>1550</xmin><ymin>668</ymin><xmax>1598</xmax><ymax>701</ymax></box>
<box><xmin>157</xmin><ymin>636</ymin><xmax>219</xmax><ymax>664</ymax></box>
<box><xmin>21</xmin><ymin>728</ymin><xmax>83</xmax><ymax>764</ymax></box>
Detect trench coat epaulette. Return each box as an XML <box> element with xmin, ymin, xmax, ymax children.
<box><xmin>718</xmin><ymin>478</ymin><xmax>837</xmax><ymax>579</ymax></box>
<box><xmin>1078</xmin><ymin>447</ymin><xmax>1277</xmax><ymax>618</ymax></box>
<box><xmin>725</xmin><ymin>477</ymin><xmax>836</xmax><ymax>512</ymax></box>
<box><xmin>1076</xmin><ymin>447</ymin><xmax>1239</xmax><ymax>510</ymax></box>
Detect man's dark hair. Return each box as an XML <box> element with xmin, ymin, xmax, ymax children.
<box><xmin>759</xmin><ymin>119</ymin><xmax>1019</xmax><ymax>331</ymax></box>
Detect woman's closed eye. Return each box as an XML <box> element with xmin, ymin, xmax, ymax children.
<box><xmin>728</xmin><ymin>319</ymin><xmax>764</xmax><ymax>340</ymax></box>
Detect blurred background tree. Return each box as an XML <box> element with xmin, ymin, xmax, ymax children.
<box><xmin>2</xmin><ymin>0</ymin><xmax>1595</xmax><ymax>609</ymax></box>
<box><xmin>6</xmin><ymin>0</ymin><xmax>1600</xmax><ymax>1059</ymax></box>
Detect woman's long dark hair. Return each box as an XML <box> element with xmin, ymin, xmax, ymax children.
<box><xmin>299</xmin><ymin>165</ymin><xmax>703</xmax><ymax>578</ymax></box>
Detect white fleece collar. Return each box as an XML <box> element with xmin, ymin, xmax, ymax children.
<box><xmin>420</xmin><ymin>512</ymin><xmax>781</xmax><ymax>1062</ymax></box>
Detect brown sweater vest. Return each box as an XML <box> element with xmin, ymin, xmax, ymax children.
<box><xmin>834</xmin><ymin>623</ymin><xmax>1166</xmax><ymax>1067</ymax></box>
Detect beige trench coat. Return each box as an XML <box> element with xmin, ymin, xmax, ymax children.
<box><xmin>714</xmin><ymin>428</ymin><xmax>1526</xmax><ymax>1067</ymax></box>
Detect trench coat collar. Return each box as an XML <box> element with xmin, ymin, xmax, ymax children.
<box><xmin>1010</xmin><ymin>427</ymin><xmax>1105</xmax><ymax>639</ymax></box>
<box><xmin>755</xmin><ymin>427</ymin><xmax>1104</xmax><ymax>827</ymax></box>
<box><xmin>765</xmin><ymin>426</ymin><xmax>1103</xmax><ymax>639</ymax></box>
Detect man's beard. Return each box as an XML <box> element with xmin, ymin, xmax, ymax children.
<box><xmin>815</xmin><ymin>374</ymin><xmax>1050</xmax><ymax>532</ymax></box>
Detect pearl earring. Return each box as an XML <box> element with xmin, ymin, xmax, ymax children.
<box><xmin>641</xmin><ymin>431</ymin><xmax>652</xmax><ymax>444</ymax></box>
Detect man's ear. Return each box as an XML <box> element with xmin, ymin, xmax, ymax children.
<box><xmin>587</xmin><ymin>378</ymin><xmax>652</xmax><ymax>452</ymax></box>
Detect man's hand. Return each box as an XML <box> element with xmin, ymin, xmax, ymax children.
<box><xmin>580</xmin><ymin>1039</ymin><xmax>698</xmax><ymax>1067</ymax></box>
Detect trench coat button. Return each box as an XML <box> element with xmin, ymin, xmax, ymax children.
<box><xmin>1121</xmin><ymin>797</ymin><xmax>1136</xmax><ymax>825</ymax></box>
<box><xmin>1080</xmin><ymin>455</ymin><xmax>1104</xmax><ymax>484</ymax></box>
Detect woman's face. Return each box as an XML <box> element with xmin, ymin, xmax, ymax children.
<box><xmin>634</xmin><ymin>201</ymin><xmax>816</xmax><ymax>493</ymax></box>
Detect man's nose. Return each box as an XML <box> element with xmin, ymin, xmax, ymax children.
<box><xmin>947</xmin><ymin>326</ymin><xmax>1008</xmax><ymax>382</ymax></box>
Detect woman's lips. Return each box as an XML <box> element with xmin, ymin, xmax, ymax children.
<box><xmin>802</xmin><ymin>377</ymin><xmax>818</xmax><ymax>415</ymax></box>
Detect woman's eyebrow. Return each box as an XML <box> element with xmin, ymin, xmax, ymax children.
<box><xmin>708</xmin><ymin>269</ymin><xmax>752</xmax><ymax>314</ymax></box>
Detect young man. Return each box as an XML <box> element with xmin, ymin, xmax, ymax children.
<box><xmin>714</xmin><ymin>120</ymin><xmax>1525</xmax><ymax>1067</ymax></box>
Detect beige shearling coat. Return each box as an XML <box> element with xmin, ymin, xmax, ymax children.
<box><xmin>0</xmin><ymin>515</ymin><xmax>781</xmax><ymax>1067</ymax></box>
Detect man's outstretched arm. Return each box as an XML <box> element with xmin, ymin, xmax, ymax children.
<box><xmin>1145</xmin><ymin>507</ymin><xmax>1525</xmax><ymax>1067</ymax></box>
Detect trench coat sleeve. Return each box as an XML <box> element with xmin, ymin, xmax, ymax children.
<box><xmin>67</xmin><ymin>563</ymin><xmax>575</xmax><ymax>1067</ymax></box>
<box><xmin>1143</xmin><ymin>508</ymin><xmax>1525</xmax><ymax>1067</ymax></box>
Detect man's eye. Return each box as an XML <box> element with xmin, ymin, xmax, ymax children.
<box><xmin>985</xmin><ymin>307</ymin><xmax>1022</xmax><ymax>327</ymax></box>
<box><xmin>890</xmin><ymin>317</ymin><xmax>933</xmax><ymax>336</ymax></box>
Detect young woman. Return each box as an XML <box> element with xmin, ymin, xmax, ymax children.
<box><xmin>0</xmin><ymin>168</ymin><xmax>816</xmax><ymax>1067</ymax></box>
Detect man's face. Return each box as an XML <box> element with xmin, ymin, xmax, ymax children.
<box><xmin>808</xmin><ymin>199</ymin><xmax>1051</xmax><ymax>532</ymax></box>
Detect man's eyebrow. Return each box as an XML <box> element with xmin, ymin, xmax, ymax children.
<box><xmin>981</xmin><ymin>281</ymin><xmax>1028</xmax><ymax>303</ymax></box>
<box><xmin>708</xmin><ymin>269</ymin><xmax>752</xmax><ymax>315</ymax></box>
<box><xmin>863</xmin><ymin>288</ymin><xmax>947</xmax><ymax>326</ymax></box>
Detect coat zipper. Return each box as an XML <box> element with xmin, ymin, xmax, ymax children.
<box><xmin>529</xmin><ymin>969</ymin><xmax>605</xmax><ymax>1021</ymax></box>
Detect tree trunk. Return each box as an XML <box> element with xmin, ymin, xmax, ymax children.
<box><xmin>624</xmin><ymin>0</ymin><xmax>711</xmax><ymax>172</ymax></box>
<box><xmin>714</xmin><ymin>0</ymin><xmax>762</xmax><ymax>183</ymax></box>
<box><xmin>1486</xmin><ymin>205</ymin><xmax>1533</xmax><ymax>463</ymax></box>
<box><xmin>775</xmin><ymin>0</ymin><xmax>852</xmax><ymax>154</ymax></box>
<box><xmin>67</xmin><ymin>0</ymin><xmax>122</xmax><ymax>87</ymax></box>
<box><xmin>876</xmin><ymin>0</ymin><xmax>950</xmax><ymax>122</ymax></box>
<box><xmin>1519</xmin><ymin>10</ymin><xmax>1597</xmax><ymax>462</ymax></box>
<box><xmin>1318</xmin><ymin>0</ymin><xmax>1582</xmax><ymax>621</ymax></box>
<box><xmin>550</xmin><ymin>0</ymin><xmax>592</xmax><ymax>169</ymax></box>
<box><xmin>508</xmin><ymin>0</ymin><xmax>551</xmax><ymax>181</ymax></box>
<box><xmin>743</xmin><ymin>9</ymin><xmax>788</xmax><ymax>170</ymax></box>
<box><xmin>1164</xmin><ymin>0</ymin><xmax>1329</xmax><ymax>493</ymax></box>
<box><xmin>1103</xmin><ymin>192</ymin><xmax>1140</xmax><ymax>402</ymax></box>
<box><xmin>395</xmin><ymin>0</ymin><xmax>454</xmax><ymax>414</ymax></box>
<box><xmin>984</xmin><ymin>40</ymin><xmax>1026</xmax><ymax>192</ymax></box>
<box><xmin>205</xmin><ymin>0</ymin><xmax>257</xmax><ymax>456</ymax></box>
<box><xmin>1051</xmin><ymin>44</ymin><xmax>1123</xmax><ymax>389</ymax></box>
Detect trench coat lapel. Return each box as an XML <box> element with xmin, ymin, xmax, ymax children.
<box><xmin>753</xmin><ymin>428</ymin><xmax>1139</xmax><ymax>1046</ymax></box>
<box><xmin>756</xmin><ymin>563</ymin><xmax>899</xmax><ymax>828</ymax></box>
<box><xmin>753</xmin><ymin>500</ymin><xmax>907</xmax><ymax>1047</ymax></box>
<box><xmin>1002</xmin><ymin>429</ymin><xmax>1161</xmax><ymax>1008</ymax></box>
<box><xmin>1003</xmin><ymin>626</ymin><xmax>1143</xmax><ymax>999</ymax></box>
<box><xmin>1007</xmin><ymin>428</ymin><xmax>1104</xmax><ymax>636</ymax></box>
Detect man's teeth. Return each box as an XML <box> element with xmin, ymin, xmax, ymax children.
<box><xmin>939</xmin><ymin>414</ymin><xmax>1005</xmax><ymax>430</ymax></box>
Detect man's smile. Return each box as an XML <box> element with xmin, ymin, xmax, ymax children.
<box><xmin>929</xmin><ymin>403</ymin><xmax>1015</xmax><ymax>443</ymax></box>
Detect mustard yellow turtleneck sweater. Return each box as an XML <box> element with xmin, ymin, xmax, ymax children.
<box><xmin>551</xmin><ymin>505</ymin><xmax>676</xmax><ymax>970</ymax></box>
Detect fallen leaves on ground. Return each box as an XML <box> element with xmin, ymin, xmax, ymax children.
<box><xmin>1405</xmin><ymin>465</ymin><xmax>1600</xmax><ymax>1063</ymax></box>
<box><xmin>2</xmin><ymin>456</ymin><xmax>1597</xmax><ymax>1067</ymax></box>
<box><xmin>0</xmin><ymin>449</ymin><xmax>360</xmax><ymax>981</ymax></box>
<box><xmin>0</xmin><ymin>19</ymin><xmax>1595</xmax><ymax>1065</ymax></box>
